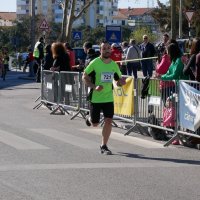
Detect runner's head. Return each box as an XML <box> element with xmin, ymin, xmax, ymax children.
<box><xmin>100</xmin><ymin>40</ymin><xmax>111</xmax><ymax>59</ymax></box>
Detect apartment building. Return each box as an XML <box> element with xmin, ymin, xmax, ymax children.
<box><xmin>16</xmin><ymin>0</ymin><xmax>118</xmax><ymax>28</ymax></box>
<box><xmin>113</xmin><ymin>7</ymin><xmax>159</xmax><ymax>33</ymax></box>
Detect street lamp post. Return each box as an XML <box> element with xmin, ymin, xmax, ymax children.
<box><xmin>31</xmin><ymin>0</ymin><xmax>35</xmax><ymax>50</ymax></box>
<box><xmin>179</xmin><ymin>0</ymin><xmax>183</xmax><ymax>39</ymax></box>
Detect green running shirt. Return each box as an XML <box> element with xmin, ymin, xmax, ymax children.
<box><xmin>84</xmin><ymin>57</ymin><xmax>121</xmax><ymax>103</ymax></box>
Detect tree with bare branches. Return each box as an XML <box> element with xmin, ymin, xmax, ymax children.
<box><xmin>58</xmin><ymin>0</ymin><xmax>94</xmax><ymax>42</ymax></box>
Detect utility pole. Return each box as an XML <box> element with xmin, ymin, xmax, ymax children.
<box><xmin>179</xmin><ymin>0</ymin><xmax>183</xmax><ymax>39</ymax></box>
<box><xmin>171</xmin><ymin>0</ymin><xmax>176</xmax><ymax>39</ymax></box>
<box><xmin>31</xmin><ymin>0</ymin><xmax>35</xmax><ymax>50</ymax></box>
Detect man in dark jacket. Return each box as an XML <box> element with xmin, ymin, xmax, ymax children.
<box><xmin>139</xmin><ymin>35</ymin><xmax>156</xmax><ymax>77</ymax></box>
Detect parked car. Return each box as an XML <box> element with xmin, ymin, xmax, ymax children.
<box><xmin>92</xmin><ymin>45</ymin><xmax>100</xmax><ymax>52</ymax></box>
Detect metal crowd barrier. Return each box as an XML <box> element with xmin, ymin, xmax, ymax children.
<box><xmin>35</xmin><ymin>59</ymin><xmax>200</xmax><ymax>148</ymax></box>
<box><xmin>124</xmin><ymin>78</ymin><xmax>178</xmax><ymax>139</ymax></box>
<box><xmin>164</xmin><ymin>80</ymin><xmax>200</xmax><ymax>146</ymax></box>
<box><xmin>59</xmin><ymin>71</ymin><xmax>81</xmax><ymax>115</ymax></box>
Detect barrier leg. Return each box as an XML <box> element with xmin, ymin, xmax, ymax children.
<box><xmin>70</xmin><ymin>110</ymin><xmax>85</xmax><ymax>120</ymax></box>
<box><xmin>50</xmin><ymin>105</ymin><xmax>65</xmax><ymax>115</ymax></box>
<box><xmin>124</xmin><ymin>124</ymin><xmax>137</xmax><ymax>136</ymax></box>
<box><xmin>163</xmin><ymin>133</ymin><xmax>180</xmax><ymax>147</ymax></box>
<box><xmin>99</xmin><ymin>118</ymin><xmax>118</xmax><ymax>127</ymax></box>
<box><xmin>33</xmin><ymin>102</ymin><xmax>43</xmax><ymax>110</ymax></box>
<box><xmin>35</xmin><ymin>96</ymin><xmax>41</xmax><ymax>102</ymax></box>
<box><xmin>112</xmin><ymin>120</ymin><xmax>119</xmax><ymax>127</ymax></box>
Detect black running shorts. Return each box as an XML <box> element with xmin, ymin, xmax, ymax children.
<box><xmin>90</xmin><ymin>102</ymin><xmax>114</xmax><ymax>124</ymax></box>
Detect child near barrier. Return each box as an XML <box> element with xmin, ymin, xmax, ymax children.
<box><xmin>163</xmin><ymin>96</ymin><xmax>175</xmax><ymax>128</ymax></box>
<box><xmin>162</xmin><ymin>95</ymin><xmax>179</xmax><ymax>145</ymax></box>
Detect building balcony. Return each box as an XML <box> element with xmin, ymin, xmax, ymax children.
<box><xmin>16</xmin><ymin>10</ymin><xmax>27</xmax><ymax>14</ymax></box>
<box><xmin>99</xmin><ymin>10</ymin><xmax>104</xmax><ymax>15</ymax></box>
<box><xmin>17</xmin><ymin>0</ymin><xmax>27</xmax><ymax>5</ymax></box>
<box><xmin>99</xmin><ymin>2</ymin><xmax>104</xmax><ymax>6</ymax></box>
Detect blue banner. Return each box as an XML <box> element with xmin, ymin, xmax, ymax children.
<box><xmin>106</xmin><ymin>26</ymin><xmax>122</xmax><ymax>43</ymax></box>
<box><xmin>179</xmin><ymin>81</ymin><xmax>200</xmax><ymax>131</ymax></box>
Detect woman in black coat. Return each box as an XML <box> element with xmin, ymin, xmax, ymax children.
<box><xmin>43</xmin><ymin>44</ymin><xmax>54</xmax><ymax>70</ymax></box>
<box><xmin>51</xmin><ymin>42</ymin><xmax>71</xmax><ymax>72</ymax></box>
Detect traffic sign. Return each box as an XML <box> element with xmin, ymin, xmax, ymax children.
<box><xmin>185</xmin><ymin>10</ymin><xmax>194</xmax><ymax>22</ymax></box>
<box><xmin>106</xmin><ymin>26</ymin><xmax>122</xmax><ymax>44</ymax></box>
<box><xmin>72</xmin><ymin>31</ymin><xmax>82</xmax><ymax>40</ymax></box>
<box><xmin>39</xmin><ymin>19</ymin><xmax>49</xmax><ymax>30</ymax></box>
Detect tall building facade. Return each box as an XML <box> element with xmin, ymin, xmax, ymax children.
<box><xmin>16</xmin><ymin>0</ymin><xmax>118</xmax><ymax>28</ymax></box>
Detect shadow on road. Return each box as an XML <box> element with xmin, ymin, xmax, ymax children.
<box><xmin>117</xmin><ymin>152</ymin><xmax>200</xmax><ymax>165</ymax></box>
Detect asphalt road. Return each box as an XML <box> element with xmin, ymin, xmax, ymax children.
<box><xmin>0</xmin><ymin>70</ymin><xmax>200</xmax><ymax>200</ymax></box>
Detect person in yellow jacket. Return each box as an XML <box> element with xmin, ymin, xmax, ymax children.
<box><xmin>33</xmin><ymin>37</ymin><xmax>44</xmax><ymax>82</ymax></box>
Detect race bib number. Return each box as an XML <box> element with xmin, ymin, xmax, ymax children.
<box><xmin>101</xmin><ymin>72</ymin><xmax>114</xmax><ymax>83</ymax></box>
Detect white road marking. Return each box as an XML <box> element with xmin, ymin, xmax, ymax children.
<box><xmin>30</xmin><ymin>129</ymin><xmax>100</xmax><ymax>149</ymax></box>
<box><xmin>80</xmin><ymin>128</ymin><xmax>169</xmax><ymax>149</ymax></box>
<box><xmin>0</xmin><ymin>130</ymin><xmax>49</xmax><ymax>150</ymax></box>
<box><xmin>0</xmin><ymin>162</ymin><xmax>197</xmax><ymax>172</ymax></box>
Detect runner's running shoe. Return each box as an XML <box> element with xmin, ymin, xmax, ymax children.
<box><xmin>100</xmin><ymin>145</ymin><xmax>112</xmax><ymax>155</ymax></box>
<box><xmin>85</xmin><ymin>115</ymin><xmax>91</xmax><ymax>126</ymax></box>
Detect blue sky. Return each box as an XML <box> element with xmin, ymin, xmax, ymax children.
<box><xmin>1</xmin><ymin>0</ymin><xmax>169</xmax><ymax>12</ymax></box>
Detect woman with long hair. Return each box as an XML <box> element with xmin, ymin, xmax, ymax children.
<box><xmin>51</xmin><ymin>42</ymin><xmax>71</xmax><ymax>72</ymax></box>
<box><xmin>161</xmin><ymin>43</ymin><xmax>189</xmax><ymax>145</ymax></box>
<box><xmin>183</xmin><ymin>38</ymin><xmax>200</xmax><ymax>80</ymax></box>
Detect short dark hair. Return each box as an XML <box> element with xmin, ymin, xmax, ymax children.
<box><xmin>83</xmin><ymin>41</ymin><xmax>92</xmax><ymax>49</ymax></box>
<box><xmin>163</xmin><ymin>33</ymin><xmax>169</xmax><ymax>38</ymax></box>
<box><xmin>87</xmin><ymin>48</ymin><xmax>95</xmax><ymax>55</ymax></box>
<box><xmin>122</xmin><ymin>41</ymin><xmax>129</xmax><ymax>47</ymax></box>
<box><xmin>39</xmin><ymin>37</ymin><xmax>44</xmax><ymax>42</ymax></box>
<box><xmin>64</xmin><ymin>42</ymin><xmax>72</xmax><ymax>50</ymax></box>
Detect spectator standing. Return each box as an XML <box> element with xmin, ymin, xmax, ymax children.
<box><xmin>24</xmin><ymin>48</ymin><xmax>35</xmax><ymax>77</ymax></box>
<box><xmin>3</xmin><ymin>49</ymin><xmax>9</xmax><ymax>71</ymax></box>
<box><xmin>83</xmin><ymin>41</ymin><xmax>93</xmax><ymax>54</ymax></box>
<box><xmin>82</xmin><ymin>41</ymin><xmax>126</xmax><ymax>155</ymax></box>
<box><xmin>155</xmin><ymin>45</ymin><xmax>174</xmax><ymax>104</ymax></box>
<box><xmin>33</xmin><ymin>36</ymin><xmax>45</xmax><ymax>82</ymax></box>
<box><xmin>121</xmin><ymin>41</ymin><xmax>129</xmax><ymax>75</ymax></box>
<box><xmin>110</xmin><ymin>43</ymin><xmax>122</xmax><ymax>67</ymax></box>
<box><xmin>161</xmin><ymin>43</ymin><xmax>189</xmax><ymax>83</ymax></box>
<box><xmin>140</xmin><ymin>35</ymin><xmax>156</xmax><ymax>77</ymax></box>
<box><xmin>43</xmin><ymin>44</ymin><xmax>54</xmax><ymax>71</ymax></box>
<box><xmin>64</xmin><ymin>42</ymin><xmax>75</xmax><ymax>70</ymax></box>
<box><xmin>50</xmin><ymin>42</ymin><xmax>71</xmax><ymax>72</ymax></box>
<box><xmin>157</xmin><ymin>33</ymin><xmax>170</xmax><ymax>62</ymax></box>
<box><xmin>161</xmin><ymin>43</ymin><xmax>189</xmax><ymax>145</ymax></box>
<box><xmin>1</xmin><ymin>49</ymin><xmax>9</xmax><ymax>80</ymax></box>
<box><xmin>16</xmin><ymin>52</ymin><xmax>22</xmax><ymax>70</ymax></box>
<box><xmin>85</xmin><ymin>48</ymin><xmax>99</xmax><ymax>67</ymax></box>
<box><xmin>0</xmin><ymin>51</ymin><xmax>5</xmax><ymax>80</ymax></box>
<box><xmin>183</xmin><ymin>38</ymin><xmax>200</xmax><ymax>80</ymax></box>
<box><xmin>125</xmin><ymin>39</ymin><xmax>141</xmax><ymax>78</ymax></box>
